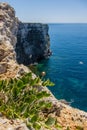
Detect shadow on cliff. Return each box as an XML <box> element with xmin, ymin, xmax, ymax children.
<box><xmin>15</xmin><ymin>23</ymin><xmax>51</xmax><ymax>65</ymax></box>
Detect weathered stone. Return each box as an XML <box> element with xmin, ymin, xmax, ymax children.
<box><xmin>0</xmin><ymin>63</ymin><xmax>7</xmax><ymax>74</ymax></box>
<box><xmin>0</xmin><ymin>2</ymin><xmax>51</xmax><ymax>78</ymax></box>
<box><xmin>16</xmin><ymin>23</ymin><xmax>51</xmax><ymax>65</ymax></box>
<box><xmin>0</xmin><ymin>3</ymin><xmax>30</xmax><ymax>79</ymax></box>
<box><xmin>0</xmin><ymin>49</ymin><xmax>5</xmax><ymax>61</ymax></box>
<box><xmin>15</xmin><ymin>124</ymin><xmax>29</xmax><ymax>130</ymax></box>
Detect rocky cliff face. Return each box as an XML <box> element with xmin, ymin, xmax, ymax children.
<box><xmin>16</xmin><ymin>23</ymin><xmax>51</xmax><ymax>65</ymax></box>
<box><xmin>0</xmin><ymin>3</ymin><xmax>29</xmax><ymax>79</ymax></box>
<box><xmin>0</xmin><ymin>2</ymin><xmax>51</xmax><ymax>79</ymax></box>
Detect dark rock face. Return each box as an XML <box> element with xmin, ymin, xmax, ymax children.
<box><xmin>16</xmin><ymin>23</ymin><xmax>51</xmax><ymax>65</ymax></box>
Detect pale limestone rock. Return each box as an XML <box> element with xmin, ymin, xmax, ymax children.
<box><xmin>0</xmin><ymin>2</ymin><xmax>30</xmax><ymax>79</ymax></box>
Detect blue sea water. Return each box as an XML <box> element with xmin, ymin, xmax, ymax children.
<box><xmin>38</xmin><ymin>24</ymin><xmax>87</xmax><ymax>112</ymax></box>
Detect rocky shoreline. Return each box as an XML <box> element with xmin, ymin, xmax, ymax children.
<box><xmin>0</xmin><ymin>2</ymin><xmax>87</xmax><ymax>130</ymax></box>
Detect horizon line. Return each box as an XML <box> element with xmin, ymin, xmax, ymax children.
<box><xmin>22</xmin><ymin>22</ymin><xmax>87</xmax><ymax>24</ymax></box>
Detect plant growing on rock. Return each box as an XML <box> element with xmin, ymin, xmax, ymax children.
<box><xmin>0</xmin><ymin>72</ymin><xmax>56</xmax><ymax>129</ymax></box>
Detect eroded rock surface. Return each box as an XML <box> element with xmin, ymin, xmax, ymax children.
<box><xmin>16</xmin><ymin>23</ymin><xmax>51</xmax><ymax>65</ymax></box>
<box><xmin>0</xmin><ymin>2</ymin><xmax>29</xmax><ymax>79</ymax></box>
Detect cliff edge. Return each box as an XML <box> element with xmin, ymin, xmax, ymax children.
<box><xmin>0</xmin><ymin>2</ymin><xmax>30</xmax><ymax>79</ymax></box>
<box><xmin>16</xmin><ymin>22</ymin><xmax>51</xmax><ymax>65</ymax></box>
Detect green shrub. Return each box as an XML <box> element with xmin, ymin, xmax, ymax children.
<box><xmin>0</xmin><ymin>72</ymin><xmax>55</xmax><ymax>129</ymax></box>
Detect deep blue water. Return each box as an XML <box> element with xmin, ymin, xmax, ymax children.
<box><xmin>38</xmin><ymin>24</ymin><xmax>87</xmax><ymax>112</ymax></box>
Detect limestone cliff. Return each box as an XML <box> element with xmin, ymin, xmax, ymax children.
<box><xmin>0</xmin><ymin>2</ymin><xmax>29</xmax><ymax>79</ymax></box>
<box><xmin>16</xmin><ymin>23</ymin><xmax>51</xmax><ymax>65</ymax></box>
<box><xmin>0</xmin><ymin>2</ymin><xmax>51</xmax><ymax>68</ymax></box>
<box><xmin>0</xmin><ymin>2</ymin><xmax>87</xmax><ymax>130</ymax></box>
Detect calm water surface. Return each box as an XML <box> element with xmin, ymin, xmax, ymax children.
<box><xmin>38</xmin><ymin>24</ymin><xmax>87</xmax><ymax>111</ymax></box>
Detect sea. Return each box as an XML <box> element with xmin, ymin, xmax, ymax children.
<box><xmin>38</xmin><ymin>23</ymin><xmax>87</xmax><ymax>112</ymax></box>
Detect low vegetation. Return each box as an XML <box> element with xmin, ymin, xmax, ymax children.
<box><xmin>0</xmin><ymin>72</ymin><xmax>59</xmax><ymax>129</ymax></box>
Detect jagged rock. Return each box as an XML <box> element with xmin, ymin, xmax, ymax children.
<box><xmin>0</xmin><ymin>48</ymin><xmax>5</xmax><ymax>61</ymax></box>
<box><xmin>0</xmin><ymin>3</ymin><xmax>18</xmax><ymax>46</ymax></box>
<box><xmin>0</xmin><ymin>2</ymin><xmax>51</xmax><ymax>78</ymax></box>
<box><xmin>0</xmin><ymin>2</ymin><xmax>29</xmax><ymax>79</ymax></box>
<box><xmin>16</xmin><ymin>23</ymin><xmax>51</xmax><ymax>65</ymax></box>
<box><xmin>0</xmin><ymin>63</ymin><xmax>7</xmax><ymax>74</ymax></box>
<box><xmin>0</xmin><ymin>117</ymin><xmax>30</xmax><ymax>130</ymax></box>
